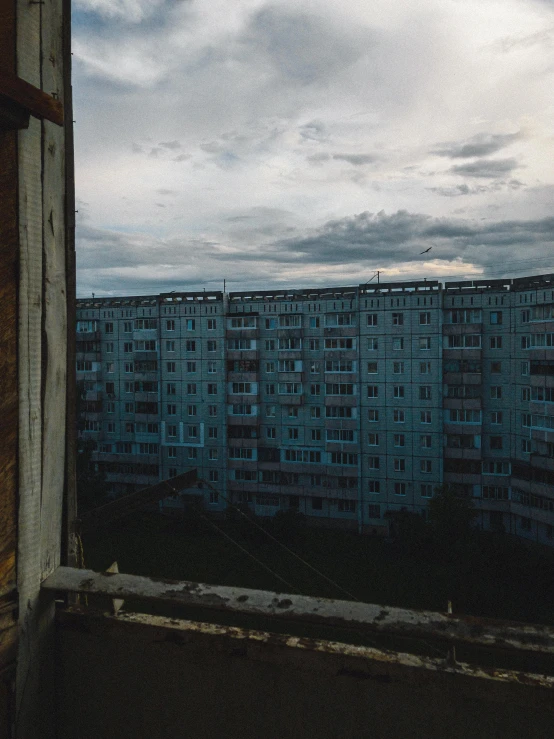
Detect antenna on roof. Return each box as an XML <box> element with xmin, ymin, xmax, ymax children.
<box><xmin>364</xmin><ymin>271</ymin><xmax>380</xmax><ymax>285</ymax></box>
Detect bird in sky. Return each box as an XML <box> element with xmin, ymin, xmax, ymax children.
<box><xmin>420</xmin><ymin>246</ymin><xmax>432</xmax><ymax>255</ymax></box>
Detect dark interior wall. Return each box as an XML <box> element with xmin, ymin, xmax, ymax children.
<box><xmin>56</xmin><ymin>612</ymin><xmax>554</xmax><ymax>739</ymax></box>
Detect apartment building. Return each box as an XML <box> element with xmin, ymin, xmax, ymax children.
<box><xmin>76</xmin><ymin>274</ymin><xmax>554</xmax><ymax>544</ymax></box>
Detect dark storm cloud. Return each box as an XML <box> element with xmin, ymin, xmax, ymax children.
<box><xmin>159</xmin><ymin>140</ymin><xmax>181</xmax><ymax>149</ymax></box>
<box><xmin>244</xmin><ymin>6</ymin><xmax>364</xmax><ymax>85</ymax></box>
<box><xmin>433</xmin><ymin>132</ymin><xmax>522</xmax><ymax>159</ymax></box>
<box><xmin>332</xmin><ymin>153</ymin><xmax>377</xmax><ymax>166</ymax></box>
<box><xmin>449</xmin><ymin>158</ymin><xmax>519</xmax><ymax>178</ymax></box>
<box><xmin>428</xmin><ymin>179</ymin><xmax>525</xmax><ymax>197</ymax></box>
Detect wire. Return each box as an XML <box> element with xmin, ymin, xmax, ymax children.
<box><xmin>191</xmin><ymin>504</ymin><xmax>301</xmax><ymax>594</ymax></box>
<box><xmin>198</xmin><ymin>478</ymin><xmax>361</xmax><ymax>602</ymax></box>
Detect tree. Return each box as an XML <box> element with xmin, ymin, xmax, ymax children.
<box><xmin>428</xmin><ymin>485</ymin><xmax>477</xmax><ymax>546</ymax></box>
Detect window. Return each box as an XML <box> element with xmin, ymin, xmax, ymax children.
<box><xmin>168</xmin><ymin>447</ymin><xmax>176</xmax><ymax>458</ymax></box>
<box><xmin>105</xmin><ymin>362</ymin><xmax>114</xmax><ymax>373</ymax></box>
<box><xmin>208</xmin><ymin>383</ymin><xmax>218</xmax><ymax>395</ymax></box>
<box><xmin>368</xmin><ymin>457</ymin><xmax>380</xmax><ymax>470</ymax></box>
<box><xmin>367</xmin><ymin>362</ymin><xmax>378</xmax><ymax>374</ymax></box>
<box><xmin>367</xmin><ymin>337</ymin><xmax>378</xmax><ymax>351</ymax></box>
<box><xmin>265</xmin><ymin>339</ymin><xmax>276</xmax><ymax>351</ymax></box>
<box><xmin>123</xmin><ymin>321</ymin><xmax>132</xmax><ymax>333</ymax></box>
<box><xmin>207</xmin><ymin>319</ymin><xmax>217</xmax><ymax>330</ymax></box>
<box><xmin>324</xmin><ymin>338</ymin><xmax>354</xmax><ymax>350</ymax></box>
<box><xmin>186</xmin><ymin>340</ymin><xmax>196</xmax><ymax>352</ymax></box>
<box><xmin>420</xmin><ymin>411</ymin><xmax>432</xmax><ymax>424</ymax></box>
<box><xmin>419</xmin><ymin>361</ymin><xmax>431</xmax><ymax>374</ymax></box>
<box><xmin>168</xmin><ymin>468</ymin><xmax>177</xmax><ymax>479</ymax></box>
<box><xmin>419</xmin><ymin>312</ymin><xmax>431</xmax><ymax>325</ymax></box>
<box><xmin>208</xmin><ymin>361</ymin><xmax>217</xmax><ymax>374</ymax></box>
<box><xmin>490</xmin><ymin>386</ymin><xmax>502</xmax><ymax>400</ymax></box>
<box><xmin>311</xmin><ymin>497</ymin><xmax>323</xmax><ymax>510</ymax></box>
<box><xmin>310</xmin><ymin>384</ymin><xmax>321</xmax><ymax>396</ymax></box>
<box><xmin>367</xmin><ymin>386</ymin><xmax>379</xmax><ymax>398</ymax></box>
<box><xmin>330</xmin><ymin>452</ymin><xmax>358</xmax><ymax>466</ymax></box>
<box><xmin>266</xmin><ymin>405</ymin><xmax>276</xmax><ymax>417</ymax></box>
<box><xmin>279</xmin><ymin>382</ymin><xmax>302</xmax><ymax>395</ymax></box>
<box><xmin>310</xmin><ymin>407</ymin><xmax>321</xmax><ymax>419</ymax></box>
<box><xmin>393</xmin><ymin>362</ymin><xmax>404</xmax><ymax>375</ymax></box>
<box><xmin>490</xmin><ymin>311</ymin><xmax>502</xmax><ymax>325</ymax></box>
<box><xmin>186</xmin><ymin>319</ymin><xmax>196</xmax><ymax>331</ymax></box>
<box><xmin>490</xmin><ymin>436</ymin><xmax>503</xmax><ymax>450</ymax></box>
<box><xmin>266</xmin><ymin>427</ymin><xmax>276</xmax><ymax>439</ymax></box>
<box><xmin>446</xmin><ymin>334</ymin><xmax>480</xmax><ymax>349</ymax></box>
<box><xmin>167</xmin><ymin>425</ymin><xmax>177</xmax><ymax>438</ymax></box>
<box><xmin>188</xmin><ymin>448</ymin><xmax>197</xmax><ymax>460</ymax></box>
<box><xmin>338</xmin><ymin>500</ymin><xmax>356</xmax><ymax>513</ymax></box>
<box><xmin>105</xmin><ymin>322</ymin><xmax>114</xmax><ymax>334</ymax></box>
<box><xmin>491</xmin><ymin>411</ymin><xmax>503</xmax><ymax>424</ymax></box>
<box><xmin>367</xmin><ymin>313</ymin><xmax>378</xmax><ymax>326</ymax></box>
<box><xmin>521</xmin><ymin>439</ymin><xmax>531</xmax><ymax>454</ymax></box>
<box><xmin>310</xmin><ymin>361</ymin><xmax>320</xmax><ymax>374</ymax></box>
<box><xmin>521</xmin><ymin>361</ymin><xmax>529</xmax><ymax>376</ymax></box>
<box><xmin>265</xmin><ymin>361</ymin><xmax>275</xmax><ymax>373</ymax></box>
<box><xmin>287</xmin><ymin>427</ymin><xmax>299</xmax><ymax>440</ymax></box>
<box><xmin>167</xmin><ymin>383</ymin><xmax>176</xmax><ymax>395</ymax></box>
<box><xmin>394</xmin><ymin>482</ymin><xmax>406</xmax><ymax>496</ymax></box>
<box><xmin>265</xmin><ymin>383</ymin><xmax>275</xmax><ymax>395</ymax></box>
<box><xmin>186</xmin><ymin>383</ymin><xmax>197</xmax><ymax>395</ymax></box>
<box><xmin>421</xmin><ymin>484</ymin><xmax>433</xmax><ymax>498</ymax></box>
<box><xmin>187</xmin><ymin>405</ymin><xmax>197</xmax><ymax>417</ymax></box>
<box><xmin>105</xmin><ymin>342</ymin><xmax>114</xmax><ymax>353</ymax></box>
<box><xmin>490</xmin><ymin>336</ymin><xmax>502</xmax><ymax>349</ymax></box>
<box><xmin>209</xmin><ymin>472</ymin><xmax>219</xmax><ymax>485</ymax></box>
<box><xmin>368</xmin><ymin>482</ymin><xmax>380</xmax><ymax>495</ymax></box>
<box><xmin>368</xmin><ymin>409</ymin><xmax>379</xmax><ymax>422</ymax></box>
<box><xmin>393</xmin><ymin>409</ymin><xmax>404</xmax><ymax>423</ymax></box>
<box><xmin>419</xmin><ymin>386</ymin><xmax>431</xmax><ymax>400</ymax></box>
<box><xmin>368</xmin><ymin>433</ymin><xmax>379</xmax><ymax>446</ymax></box>
<box><xmin>368</xmin><ymin>503</ymin><xmax>380</xmax><ymax>518</ymax></box>
<box><xmin>393</xmin><ymin>434</ymin><xmax>405</xmax><ymax>447</ymax></box>
<box><xmin>490</xmin><ymin>361</ymin><xmax>502</xmax><ymax>374</ymax></box>
<box><xmin>392</xmin><ymin>338</ymin><xmax>404</xmax><ymax>350</ymax></box>
<box><xmin>207</xmin><ymin>340</ymin><xmax>217</xmax><ymax>352</ymax></box>
<box><xmin>124</xmin><ymin>402</ymin><xmax>134</xmax><ymax>413</ymax></box>
<box><xmin>309</xmin><ymin>339</ymin><xmax>320</xmax><ymax>351</ymax></box>
<box><xmin>420</xmin><ymin>435</ymin><xmax>432</xmax><ymax>449</ymax></box>
<box><xmin>309</xmin><ymin>317</ymin><xmax>320</xmax><ymax>328</ymax></box>
<box><xmin>392</xmin><ymin>313</ymin><xmax>403</xmax><ymax>326</ymax></box>
<box><xmin>124</xmin><ymin>342</ymin><xmax>133</xmax><ymax>353</ymax></box>
<box><xmin>287</xmin><ymin>407</ymin><xmax>299</xmax><ymax>418</ymax></box>
<box><xmin>521</xmin><ymin>387</ymin><xmax>530</xmax><ymax>401</ymax></box>
<box><xmin>420</xmin><ymin>460</ymin><xmax>432</xmax><ymax>474</ymax></box>
<box><xmin>419</xmin><ymin>337</ymin><xmax>431</xmax><ymax>350</ymax></box>
<box><xmin>166</xmin><ymin>361</ymin><xmax>176</xmax><ymax>373</ymax></box>
<box><xmin>166</xmin><ymin>320</ymin><xmax>175</xmax><ymax>331</ymax></box>
<box><xmin>393</xmin><ymin>385</ymin><xmax>405</xmax><ymax>399</ymax></box>
<box><xmin>186</xmin><ymin>361</ymin><xmax>196</xmax><ymax>373</ymax></box>
<box><xmin>105</xmin><ymin>381</ymin><xmax>115</xmax><ymax>395</ymax></box>
<box><xmin>310</xmin><ymin>475</ymin><xmax>322</xmax><ymax>487</ymax></box>
<box><xmin>394</xmin><ymin>458</ymin><xmax>405</xmax><ymax>472</ymax></box>
<box><xmin>326</xmin><ymin>383</ymin><xmax>354</xmax><ymax>396</ymax></box>
<box><xmin>208</xmin><ymin>405</ymin><xmax>217</xmax><ymax>417</ymax></box>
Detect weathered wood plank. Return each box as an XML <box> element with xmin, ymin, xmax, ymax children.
<box><xmin>43</xmin><ymin>567</ymin><xmax>554</xmax><ymax>657</ymax></box>
<box><xmin>40</xmin><ymin>0</ymin><xmax>66</xmax><ymax>581</ymax></box>
<box><xmin>0</xmin><ymin>68</ymin><xmax>63</xmax><ymax>125</ymax></box>
<box><xmin>16</xmin><ymin>0</ymin><xmax>45</xmax><ymax>733</ymax></box>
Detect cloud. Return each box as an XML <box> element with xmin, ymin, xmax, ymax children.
<box><xmin>433</xmin><ymin>132</ymin><xmax>522</xmax><ymax>159</ymax></box>
<box><xmin>332</xmin><ymin>153</ymin><xmax>377</xmax><ymax>166</ymax></box>
<box><xmin>76</xmin><ymin>211</ymin><xmax>554</xmax><ymax>297</ymax></box>
<box><xmin>449</xmin><ymin>158</ymin><xmax>520</xmax><ymax>178</ymax></box>
<box><xmin>156</xmin><ymin>188</ymin><xmax>179</xmax><ymax>195</ymax></box>
<box><xmin>428</xmin><ymin>179</ymin><xmax>525</xmax><ymax>197</ymax></box>
<box><xmin>159</xmin><ymin>140</ymin><xmax>181</xmax><ymax>149</ymax></box>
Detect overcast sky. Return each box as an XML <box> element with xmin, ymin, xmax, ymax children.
<box><xmin>73</xmin><ymin>0</ymin><xmax>554</xmax><ymax>296</ymax></box>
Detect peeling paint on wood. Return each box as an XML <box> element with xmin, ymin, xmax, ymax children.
<box><xmin>43</xmin><ymin>567</ymin><xmax>554</xmax><ymax>656</ymax></box>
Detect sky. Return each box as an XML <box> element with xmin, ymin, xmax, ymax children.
<box><xmin>73</xmin><ymin>0</ymin><xmax>554</xmax><ymax>296</ymax></box>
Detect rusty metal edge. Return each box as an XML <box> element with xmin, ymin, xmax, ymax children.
<box><xmin>56</xmin><ymin>608</ymin><xmax>554</xmax><ymax>692</ymax></box>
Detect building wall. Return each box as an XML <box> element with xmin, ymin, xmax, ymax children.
<box><xmin>76</xmin><ymin>274</ymin><xmax>554</xmax><ymax>543</ymax></box>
